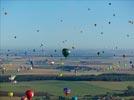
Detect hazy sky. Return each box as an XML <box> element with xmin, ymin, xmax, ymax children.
<box><xmin>0</xmin><ymin>0</ymin><xmax>134</xmax><ymax>50</ymax></box>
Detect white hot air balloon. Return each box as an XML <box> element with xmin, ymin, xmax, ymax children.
<box><xmin>9</xmin><ymin>75</ymin><xmax>16</xmax><ymax>81</ymax></box>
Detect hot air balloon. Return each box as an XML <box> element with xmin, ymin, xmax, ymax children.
<box><xmin>14</xmin><ymin>36</ymin><xmax>17</xmax><ymax>39</ymax></box>
<box><xmin>21</xmin><ymin>96</ymin><xmax>28</xmax><ymax>100</ymax></box>
<box><xmin>36</xmin><ymin>30</ymin><xmax>40</xmax><ymax>32</ymax></box>
<box><xmin>9</xmin><ymin>75</ymin><xmax>16</xmax><ymax>81</ymax></box>
<box><xmin>88</xmin><ymin>8</ymin><xmax>90</xmax><ymax>11</ymax></box>
<box><xmin>13</xmin><ymin>80</ymin><xmax>17</xmax><ymax>84</ymax></box>
<box><xmin>8</xmin><ymin>92</ymin><xmax>13</xmax><ymax>97</ymax></box>
<box><xmin>50</xmin><ymin>54</ymin><xmax>53</xmax><ymax>57</ymax></box>
<box><xmin>130</xmin><ymin>61</ymin><xmax>132</xmax><ymax>64</ymax></box>
<box><xmin>123</xmin><ymin>54</ymin><xmax>126</xmax><ymax>58</ymax></box>
<box><xmin>62</xmin><ymin>48</ymin><xmax>71</xmax><ymax>58</ymax></box>
<box><xmin>72</xmin><ymin>46</ymin><xmax>75</xmax><ymax>49</ymax></box>
<box><xmin>40</xmin><ymin>43</ymin><xmax>44</xmax><ymax>47</ymax></box>
<box><xmin>25</xmin><ymin>90</ymin><xmax>34</xmax><ymax>100</ymax></box>
<box><xmin>128</xmin><ymin>20</ymin><xmax>133</xmax><ymax>24</ymax></box>
<box><xmin>108</xmin><ymin>21</ymin><xmax>111</xmax><ymax>24</ymax></box>
<box><xmin>50</xmin><ymin>61</ymin><xmax>55</xmax><ymax>65</ymax></box>
<box><xmin>97</xmin><ymin>52</ymin><xmax>100</xmax><ymax>56</ymax></box>
<box><xmin>59</xmin><ymin>72</ymin><xmax>63</xmax><ymax>77</ymax></box>
<box><xmin>72</xmin><ymin>96</ymin><xmax>78</xmax><ymax>100</ymax></box>
<box><xmin>61</xmin><ymin>20</ymin><xmax>63</xmax><ymax>22</ymax></box>
<box><xmin>4</xmin><ymin>12</ymin><xmax>7</xmax><ymax>15</ymax></box>
<box><xmin>63</xmin><ymin>88</ymin><xmax>71</xmax><ymax>96</ymax></box>
<box><xmin>94</xmin><ymin>24</ymin><xmax>97</xmax><ymax>27</ymax></box>
<box><xmin>100</xmin><ymin>32</ymin><xmax>103</xmax><ymax>35</ymax></box>
<box><xmin>33</xmin><ymin>49</ymin><xmax>36</xmax><ymax>52</ymax></box>
<box><xmin>108</xmin><ymin>3</ymin><xmax>111</xmax><ymax>5</ymax></box>
<box><xmin>126</xmin><ymin>34</ymin><xmax>130</xmax><ymax>37</ymax></box>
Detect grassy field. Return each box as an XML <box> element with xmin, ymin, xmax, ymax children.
<box><xmin>0</xmin><ymin>81</ymin><xmax>109</xmax><ymax>96</ymax></box>
<box><xmin>1</xmin><ymin>81</ymin><xmax>134</xmax><ymax>97</ymax></box>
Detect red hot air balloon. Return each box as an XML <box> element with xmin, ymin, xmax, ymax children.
<box><xmin>25</xmin><ymin>90</ymin><xmax>34</xmax><ymax>100</ymax></box>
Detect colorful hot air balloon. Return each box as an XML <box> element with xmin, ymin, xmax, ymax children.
<box><xmin>62</xmin><ymin>48</ymin><xmax>71</xmax><ymax>58</ymax></box>
<box><xmin>63</xmin><ymin>88</ymin><xmax>71</xmax><ymax>96</ymax></box>
<box><xmin>25</xmin><ymin>90</ymin><xmax>34</xmax><ymax>100</ymax></box>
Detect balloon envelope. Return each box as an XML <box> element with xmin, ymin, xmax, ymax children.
<box><xmin>97</xmin><ymin>52</ymin><xmax>100</xmax><ymax>56</ymax></box>
<box><xmin>8</xmin><ymin>92</ymin><xmax>13</xmax><ymax>97</ymax></box>
<box><xmin>4</xmin><ymin>12</ymin><xmax>7</xmax><ymax>15</ymax></box>
<box><xmin>123</xmin><ymin>54</ymin><xmax>126</xmax><ymax>58</ymax></box>
<box><xmin>63</xmin><ymin>88</ymin><xmax>71</xmax><ymax>96</ymax></box>
<box><xmin>59</xmin><ymin>73</ymin><xmax>63</xmax><ymax>77</ymax></box>
<box><xmin>25</xmin><ymin>90</ymin><xmax>34</xmax><ymax>99</ymax></box>
<box><xmin>130</xmin><ymin>61</ymin><xmax>132</xmax><ymax>64</ymax></box>
<box><xmin>72</xmin><ymin>96</ymin><xmax>78</xmax><ymax>100</ymax></box>
<box><xmin>62</xmin><ymin>48</ymin><xmax>70</xmax><ymax>58</ymax></box>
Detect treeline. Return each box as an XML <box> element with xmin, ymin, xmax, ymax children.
<box><xmin>0</xmin><ymin>73</ymin><xmax>134</xmax><ymax>82</ymax></box>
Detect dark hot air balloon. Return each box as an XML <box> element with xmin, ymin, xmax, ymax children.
<box><xmin>62</xmin><ymin>48</ymin><xmax>71</xmax><ymax>58</ymax></box>
<box><xmin>97</xmin><ymin>52</ymin><xmax>100</xmax><ymax>56</ymax></box>
<box><xmin>109</xmin><ymin>3</ymin><xmax>111</xmax><ymax>5</ymax></box>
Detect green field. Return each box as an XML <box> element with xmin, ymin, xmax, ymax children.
<box><xmin>1</xmin><ymin>80</ymin><xmax>134</xmax><ymax>97</ymax></box>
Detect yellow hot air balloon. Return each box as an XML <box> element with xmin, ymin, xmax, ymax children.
<box><xmin>8</xmin><ymin>92</ymin><xmax>13</xmax><ymax>97</ymax></box>
<box><xmin>59</xmin><ymin>73</ymin><xmax>63</xmax><ymax>77</ymax></box>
